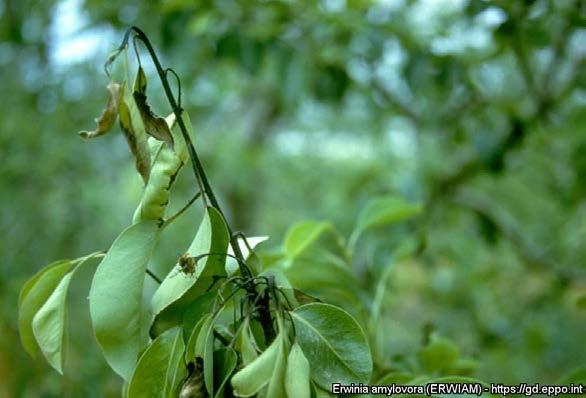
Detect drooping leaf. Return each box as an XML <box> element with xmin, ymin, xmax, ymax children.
<box><xmin>119</xmin><ymin>81</ymin><xmax>152</xmax><ymax>183</ymax></box>
<box><xmin>185</xmin><ymin>314</ymin><xmax>211</xmax><ymax>365</ymax></box>
<box><xmin>89</xmin><ymin>220</ymin><xmax>160</xmax><ymax>381</ymax></box>
<box><xmin>79</xmin><ymin>83</ymin><xmax>121</xmax><ymax>139</ymax></box>
<box><xmin>132</xmin><ymin>139</ymin><xmax>183</xmax><ymax>222</ymax></box>
<box><xmin>238</xmin><ymin>317</ymin><xmax>259</xmax><ymax>366</ymax></box>
<box><xmin>291</xmin><ymin>303</ymin><xmax>372</xmax><ymax>389</ymax></box>
<box><xmin>182</xmin><ymin>292</ymin><xmax>216</xmax><ymax>342</ymax></box>
<box><xmin>349</xmin><ymin>196</ymin><xmax>422</xmax><ymax>247</ymax></box>
<box><xmin>150</xmin><ymin>207</ymin><xmax>229</xmax><ymax>337</ymax></box>
<box><xmin>285</xmin><ymin>342</ymin><xmax>311</xmax><ymax>398</ymax></box>
<box><xmin>19</xmin><ymin>260</ymin><xmax>73</xmax><ymax>357</ymax></box>
<box><xmin>231</xmin><ymin>331</ymin><xmax>283</xmax><ymax>397</ymax></box>
<box><xmin>31</xmin><ymin>253</ymin><xmax>102</xmax><ymax>373</ymax></box>
<box><xmin>133</xmin><ymin>66</ymin><xmax>175</xmax><ymax>147</ymax></box>
<box><xmin>213</xmin><ymin>347</ymin><xmax>237</xmax><ymax>398</ymax></box>
<box><xmin>127</xmin><ymin>327</ymin><xmax>186</xmax><ymax>398</ymax></box>
<box><xmin>265</xmin><ymin>319</ymin><xmax>288</xmax><ymax>398</ymax></box>
<box><xmin>194</xmin><ymin>313</ymin><xmax>216</xmax><ymax>395</ymax></box>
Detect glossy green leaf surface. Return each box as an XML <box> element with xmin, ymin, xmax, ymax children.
<box><xmin>291</xmin><ymin>303</ymin><xmax>372</xmax><ymax>389</ymax></box>
<box><xmin>127</xmin><ymin>327</ymin><xmax>186</xmax><ymax>398</ymax></box>
<box><xmin>231</xmin><ymin>330</ymin><xmax>283</xmax><ymax>397</ymax></box>
<box><xmin>31</xmin><ymin>253</ymin><xmax>101</xmax><ymax>373</ymax></box>
<box><xmin>150</xmin><ymin>207</ymin><xmax>229</xmax><ymax>336</ymax></box>
<box><xmin>89</xmin><ymin>220</ymin><xmax>160</xmax><ymax>381</ymax></box>
<box><xmin>286</xmin><ymin>342</ymin><xmax>311</xmax><ymax>398</ymax></box>
<box><xmin>18</xmin><ymin>260</ymin><xmax>73</xmax><ymax>358</ymax></box>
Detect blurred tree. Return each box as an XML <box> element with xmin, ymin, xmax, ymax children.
<box><xmin>3</xmin><ymin>0</ymin><xmax>586</xmax><ymax>395</ymax></box>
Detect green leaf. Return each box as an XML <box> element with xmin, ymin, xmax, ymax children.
<box><xmin>286</xmin><ymin>342</ymin><xmax>311</xmax><ymax>398</ymax></box>
<box><xmin>559</xmin><ymin>367</ymin><xmax>586</xmax><ymax>384</ymax></box>
<box><xmin>284</xmin><ymin>221</ymin><xmax>343</xmax><ymax>259</ymax></box>
<box><xmin>291</xmin><ymin>303</ymin><xmax>372</xmax><ymax>389</ymax></box>
<box><xmin>266</xmin><ymin>315</ymin><xmax>289</xmax><ymax>398</ymax></box>
<box><xmin>213</xmin><ymin>347</ymin><xmax>237</xmax><ymax>398</ymax></box>
<box><xmin>185</xmin><ymin>314</ymin><xmax>210</xmax><ymax>364</ymax></box>
<box><xmin>350</xmin><ymin>196</ymin><xmax>422</xmax><ymax>247</ymax></box>
<box><xmin>418</xmin><ymin>334</ymin><xmax>460</xmax><ymax>373</ymax></box>
<box><xmin>375</xmin><ymin>372</ymin><xmax>416</xmax><ymax>384</ymax></box>
<box><xmin>279</xmin><ymin>221</ymin><xmax>358</xmax><ymax>310</ymax></box>
<box><xmin>31</xmin><ymin>253</ymin><xmax>102</xmax><ymax>373</ymax></box>
<box><xmin>127</xmin><ymin>327</ymin><xmax>186</xmax><ymax>398</ymax></box>
<box><xmin>231</xmin><ymin>331</ymin><xmax>284</xmax><ymax>397</ymax></box>
<box><xmin>89</xmin><ymin>220</ymin><xmax>160</xmax><ymax>381</ymax></box>
<box><xmin>238</xmin><ymin>318</ymin><xmax>259</xmax><ymax>366</ymax></box>
<box><xmin>79</xmin><ymin>83</ymin><xmax>121</xmax><ymax>139</ymax></box>
<box><xmin>18</xmin><ymin>260</ymin><xmax>73</xmax><ymax>357</ymax></box>
<box><xmin>182</xmin><ymin>292</ymin><xmax>216</xmax><ymax>342</ymax></box>
<box><xmin>150</xmin><ymin>207</ymin><xmax>229</xmax><ymax>337</ymax></box>
<box><xmin>119</xmin><ymin>81</ymin><xmax>152</xmax><ymax>183</ymax></box>
<box><xmin>193</xmin><ymin>308</ymin><xmax>226</xmax><ymax>396</ymax></box>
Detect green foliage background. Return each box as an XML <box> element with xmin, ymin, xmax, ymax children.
<box><xmin>2</xmin><ymin>0</ymin><xmax>586</xmax><ymax>396</ymax></box>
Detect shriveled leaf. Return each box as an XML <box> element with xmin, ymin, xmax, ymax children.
<box><xmin>18</xmin><ymin>260</ymin><xmax>73</xmax><ymax>357</ymax></box>
<box><xmin>79</xmin><ymin>83</ymin><xmax>121</xmax><ymax>139</ymax></box>
<box><xmin>350</xmin><ymin>196</ymin><xmax>422</xmax><ymax>247</ymax></box>
<box><xmin>133</xmin><ymin>66</ymin><xmax>174</xmax><ymax>147</ymax></box>
<box><xmin>231</xmin><ymin>331</ymin><xmax>283</xmax><ymax>397</ymax></box>
<box><xmin>119</xmin><ymin>81</ymin><xmax>151</xmax><ymax>183</ymax></box>
<box><xmin>291</xmin><ymin>303</ymin><xmax>372</xmax><ymax>389</ymax></box>
<box><xmin>213</xmin><ymin>347</ymin><xmax>237</xmax><ymax>398</ymax></box>
<box><xmin>31</xmin><ymin>253</ymin><xmax>102</xmax><ymax>373</ymax></box>
<box><xmin>127</xmin><ymin>327</ymin><xmax>186</xmax><ymax>398</ymax></box>
<box><xmin>150</xmin><ymin>207</ymin><xmax>229</xmax><ymax>337</ymax></box>
<box><xmin>133</xmin><ymin>112</ymin><xmax>189</xmax><ymax>223</ymax></box>
<box><xmin>285</xmin><ymin>342</ymin><xmax>311</xmax><ymax>398</ymax></box>
<box><xmin>89</xmin><ymin>220</ymin><xmax>160</xmax><ymax>381</ymax></box>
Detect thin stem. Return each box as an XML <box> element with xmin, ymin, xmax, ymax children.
<box><xmin>146</xmin><ymin>268</ymin><xmax>162</xmax><ymax>284</ymax></box>
<box><xmin>119</xmin><ymin>26</ymin><xmax>275</xmax><ymax>343</ymax></box>
<box><xmin>162</xmin><ymin>190</ymin><xmax>202</xmax><ymax>228</ymax></box>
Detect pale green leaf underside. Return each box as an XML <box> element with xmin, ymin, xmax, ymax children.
<box><xmin>150</xmin><ymin>207</ymin><xmax>229</xmax><ymax>336</ymax></box>
<box><xmin>89</xmin><ymin>220</ymin><xmax>160</xmax><ymax>381</ymax></box>
<box><xmin>31</xmin><ymin>253</ymin><xmax>102</xmax><ymax>373</ymax></box>
<box><xmin>19</xmin><ymin>260</ymin><xmax>72</xmax><ymax>358</ymax></box>
<box><xmin>127</xmin><ymin>327</ymin><xmax>185</xmax><ymax>398</ymax></box>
